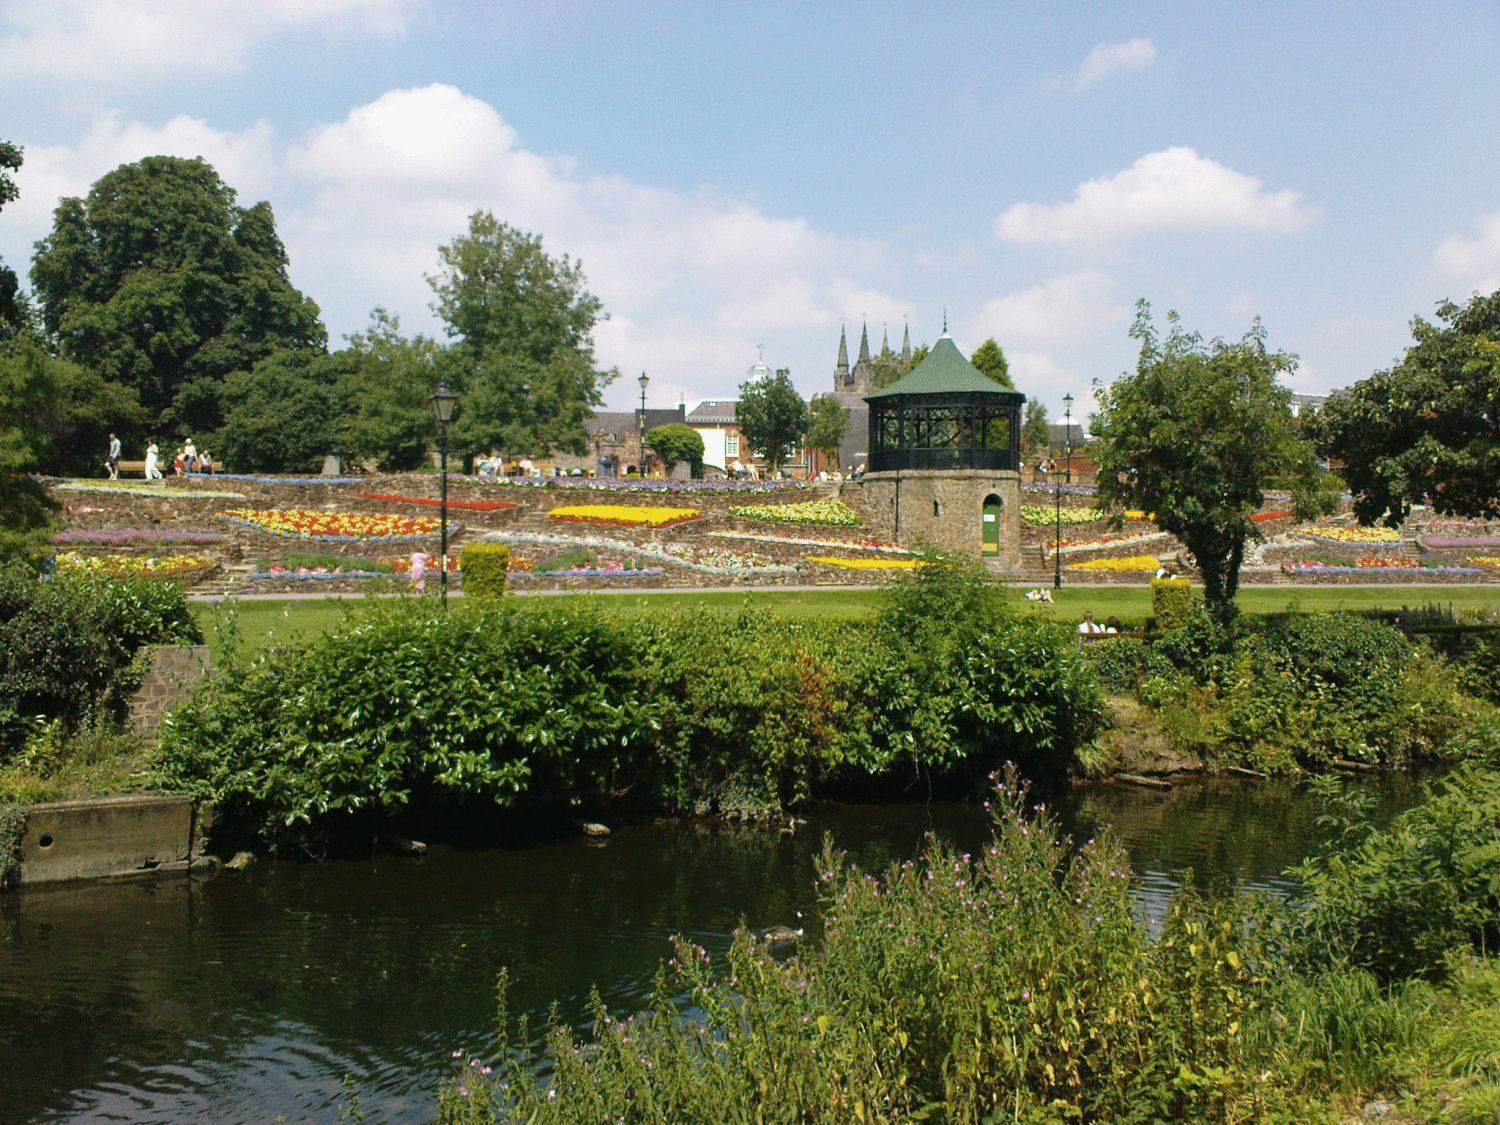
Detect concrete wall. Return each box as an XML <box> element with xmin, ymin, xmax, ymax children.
<box><xmin>127</xmin><ymin>645</ymin><xmax>212</xmax><ymax>735</ymax></box>
<box><xmin>860</xmin><ymin>470</ymin><xmax>1022</xmax><ymax>569</ymax></box>
<box><xmin>16</xmin><ymin>794</ymin><xmax>205</xmax><ymax>886</ymax></box>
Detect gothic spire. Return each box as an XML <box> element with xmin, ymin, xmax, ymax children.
<box><xmin>901</xmin><ymin>319</ymin><xmax>911</xmax><ymax>363</ymax></box>
<box><xmin>857</xmin><ymin>319</ymin><xmax>871</xmax><ymax>364</ymax></box>
<box><xmin>880</xmin><ymin>323</ymin><xmax>892</xmax><ymax>358</ymax></box>
<box><xmin>837</xmin><ymin>324</ymin><xmax>849</xmax><ymax>368</ymax></box>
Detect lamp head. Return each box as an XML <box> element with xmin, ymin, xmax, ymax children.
<box><xmin>1062</xmin><ymin>392</ymin><xmax>1074</xmax><ymax>413</ymax></box>
<box><xmin>638</xmin><ymin>371</ymin><xmax>649</xmax><ymax>391</ymax></box>
<box><xmin>430</xmin><ymin>382</ymin><xmax>458</xmax><ymax>424</ymax></box>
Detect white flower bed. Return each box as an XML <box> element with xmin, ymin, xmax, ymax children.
<box><xmin>708</xmin><ymin>530</ymin><xmax>913</xmax><ymax>554</ymax></box>
<box><xmin>481</xmin><ymin>530</ymin><xmax>797</xmax><ymax>576</ymax></box>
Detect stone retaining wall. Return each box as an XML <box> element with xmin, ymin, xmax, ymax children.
<box><xmin>127</xmin><ymin>645</ymin><xmax>213</xmax><ymax>734</ymax></box>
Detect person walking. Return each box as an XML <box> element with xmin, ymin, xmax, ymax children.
<box><xmin>106</xmin><ymin>433</ymin><xmax>121</xmax><ymax>479</ymax></box>
<box><xmin>144</xmin><ymin>440</ymin><xmax>162</xmax><ymax>480</ymax></box>
<box><xmin>409</xmin><ymin>550</ymin><xmax>427</xmax><ymax>594</ymax></box>
<box><xmin>183</xmin><ymin>438</ymin><xmax>198</xmax><ymax>473</ymax></box>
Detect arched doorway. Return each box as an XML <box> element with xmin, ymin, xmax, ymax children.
<box><xmin>981</xmin><ymin>494</ymin><xmax>1002</xmax><ymax>556</ymax></box>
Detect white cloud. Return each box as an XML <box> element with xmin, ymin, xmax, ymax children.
<box><xmin>1433</xmin><ymin>210</ymin><xmax>1500</xmax><ymax>296</ymax></box>
<box><xmin>0</xmin><ymin>0</ymin><xmax>420</xmax><ymax>83</ymax></box>
<box><xmin>972</xmin><ymin>269</ymin><xmax>1126</xmax><ymax>349</ymax></box>
<box><xmin>994</xmin><ymin>147</ymin><xmax>1317</xmax><ymax>245</ymax></box>
<box><xmin>1074</xmin><ymin>37</ymin><xmax>1157</xmax><ymax>91</ymax></box>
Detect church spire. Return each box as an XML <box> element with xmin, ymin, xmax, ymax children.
<box><xmin>857</xmin><ymin>319</ymin><xmax>871</xmax><ymax>364</ymax></box>
<box><xmin>901</xmin><ymin>319</ymin><xmax>911</xmax><ymax>363</ymax></box>
<box><xmin>880</xmin><ymin>323</ymin><xmax>892</xmax><ymax>358</ymax></box>
<box><xmin>834</xmin><ymin>323</ymin><xmax>850</xmax><ymax>386</ymax></box>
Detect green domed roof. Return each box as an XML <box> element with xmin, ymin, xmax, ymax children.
<box><xmin>865</xmin><ymin>335</ymin><xmax>1023</xmax><ymax>399</ymax></box>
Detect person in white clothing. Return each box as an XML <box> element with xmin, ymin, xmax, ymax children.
<box><xmin>183</xmin><ymin>438</ymin><xmax>198</xmax><ymax>473</ymax></box>
<box><xmin>144</xmin><ymin>441</ymin><xmax>162</xmax><ymax>480</ymax></box>
<box><xmin>1077</xmin><ymin>611</ymin><xmax>1103</xmax><ymax>635</ymax></box>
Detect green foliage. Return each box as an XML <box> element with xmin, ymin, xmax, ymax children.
<box><xmin>1150</xmin><ymin>576</ymin><xmax>1197</xmax><ymax>630</ymax></box>
<box><xmin>0</xmin><ymin>799</ymin><xmax>24</xmax><ymax>889</ymax></box>
<box><xmin>30</xmin><ymin>155</ymin><xmax>324</xmax><ymax>437</ymax></box>
<box><xmin>428</xmin><ymin>212</ymin><xmax>614</xmax><ymax>458</ymax></box>
<box><xmin>215</xmin><ymin>348</ymin><xmax>340</xmax><ymax>472</ymax></box>
<box><xmin>803</xmin><ymin>394</ymin><xmax>849</xmax><ymax>464</ymax></box>
<box><xmin>1290</xmin><ymin>765</ymin><xmax>1500</xmax><ymax>979</ymax></box>
<box><xmin>1021</xmin><ymin>398</ymin><xmax>1050</xmax><ymax>455</ymax></box>
<box><xmin>335</xmin><ymin>308</ymin><xmax>440</xmax><ymax>472</ymax></box>
<box><xmin>460</xmin><ymin>544</ymin><xmax>509</xmax><ymax>600</ymax></box>
<box><xmin>1082</xmin><ymin>635</ymin><xmax>1178</xmax><ymax>693</ymax></box>
<box><xmin>736</xmin><ymin>366</ymin><xmax>806</xmax><ymax>473</ymax></box>
<box><xmin>969</xmin><ymin>336</ymin><xmax>1013</xmax><ymax>387</ymax></box>
<box><xmin>275</xmin><ymin>551</ymin><xmax>393</xmax><ymax>574</ymax></box>
<box><xmin>1092</xmin><ymin>303</ymin><xmax>1337</xmax><ymax>621</ymax></box>
<box><xmin>0</xmin><ymin>136</ymin><xmax>22</xmax><ymax>338</ymax></box>
<box><xmin>0</xmin><ymin>336</ymin><xmax>58</xmax><ymax>566</ymax></box>
<box><xmin>645</xmin><ymin>422</ymin><xmax>704</xmax><ymax>478</ymax></box>
<box><xmin>0</xmin><ymin>569</ymin><xmax>200</xmax><ymax>760</ymax></box>
<box><xmin>1315</xmin><ymin>288</ymin><xmax>1500</xmax><ymax>525</ymax></box>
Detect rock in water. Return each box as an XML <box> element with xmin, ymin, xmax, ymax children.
<box><xmin>581</xmin><ymin>822</ymin><xmax>611</xmax><ymax>838</ymax></box>
<box><xmin>225</xmin><ymin>851</ymin><xmax>256</xmax><ymax>872</ymax></box>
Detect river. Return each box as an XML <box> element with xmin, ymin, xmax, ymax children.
<box><xmin>0</xmin><ymin>774</ymin><xmax>1425</xmax><ymax>1122</ymax></box>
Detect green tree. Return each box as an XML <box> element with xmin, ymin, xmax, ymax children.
<box><xmin>804</xmin><ymin>393</ymin><xmax>849</xmax><ymax>465</ymax></box>
<box><xmin>29</xmin><ymin>156</ymin><xmax>325</xmax><ymax>436</ymax></box>
<box><xmin>0</xmin><ymin>340</ymin><xmax>56</xmax><ymax>564</ymax></box>
<box><xmin>1092</xmin><ymin>302</ymin><xmax>1334</xmax><ymax>622</ymax></box>
<box><xmin>427</xmin><ymin>212</ymin><xmax>615</xmax><ymax>458</ymax></box>
<box><xmin>738</xmin><ymin>367</ymin><xmax>807</xmax><ymax>474</ymax></box>
<box><xmin>970</xmin><ymin>337</ymin><xmax>1013</xmax><ymax>388</ymax></box>
<box><xmin>1315</xmin><ymin>289</ymin><xmax>1500</xmax><ymax>525</ymax></box>
<box><xmin>908</xmin><ymin>342</ymin><xmax>930</xmax><ymax>368</ymax></box>
<box><xmin>1022</xmin><ymin>399</ymin><xmax>1050</xmax><ymax>457</ymax></box>
<box><xmin>0</xmin><ymin>137</ymin><xmax>23</xmax><ymax>339</ymax></box>
<box><xmin>336</xmin><ymin>308</ymin><xmax>439</xmax><ymax>472</ymax></box>
<box><xmin>214</xmin><ymin>349</ymin><xmax>340</xmax><ymax>472</ymax></box>
<box><xmin>646</xmin><ymin>422</ymin><xmax>705</xmax><ymax>478</ymax></box>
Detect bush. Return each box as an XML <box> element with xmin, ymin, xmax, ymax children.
<box><xmin>1150</xmin><ymin>576</ymin><xmax>1197</xmax><ymax>630</ymax></box>
<box><xmin>0</xmin><ymin>568</ymin><xmax>200</xmax><ymax>760</ymax></box>
<box><xmin>645</xmin><ymin>422</ymin><xmax>704</xmax><ymax>478</ymax></box>
<box><xmin>460</xmin><ymin>543</ymin><xmax>509</xmax><ymax>600</ymax></box>
<box><xmin>1083</xmin><ymin>635</ymin><xmax>1178</xmax><ymax>694</ymax></box>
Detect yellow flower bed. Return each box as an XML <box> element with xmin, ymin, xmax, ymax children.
<box><xmin>1066</xmin><ymin>554</ymin><xmax>1162</xmax><ymax>573</ymax></box>
<box><xmin>1306</xmin><ymin>526</ymin><xmax>1402</xmax><ymax>544</ymax></box>
<box><xmin>1468</xmin><ymin>556</ymin><xmax>1500</xmax><ymax>568</ymax></box>
<box><xmin>55</xmin><ymin>551</ymin><xmax>217</xmax><ymax>578</ymax></box>
<box><xmin>547</xmin><ymin>504</ymin><xmax>699</xmax><ymax>527</ymax></box>
<box><xmin>1124</xmin><ymin>510</ymin><xmax>1156</xmax><ymax>522</ymax></box>
<box><xmin>806</xmin><ymin>556</ymin><xmax>927</xmax><ymax>570</ymax></box>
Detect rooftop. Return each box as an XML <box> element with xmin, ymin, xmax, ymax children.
<box><xmin>865</xmin><ymin>335</ymin><xmax>1025</xmax><ymax>400</ymax></box>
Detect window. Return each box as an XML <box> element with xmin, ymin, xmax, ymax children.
<box><xmin>933</xmin><ymin>499</ymin><xmax>941</xmax><ymax>517</ymax></box>
<box><xmin>726</xmin><ymin>432</ymin><xmax>740</xmax><ymax>457</ymax></box>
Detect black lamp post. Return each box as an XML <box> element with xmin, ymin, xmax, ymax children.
<box><xmin>1053</xmin><ymin>453</ymin><xmax>1063</xmax><ymax>591</ymax></box>
<box><xmin>430</xmin><ymin>381</ymin><xmax>458</xmax><ymax>608</ymax></box>
<box><xmin>637</xmin><ymin>371</ymin><xmax>649</xmax><ymax>476</ymax></box>
<box><xmin>1063</xmin><ymin>393</ymin><xmax>1075</xmax><ymax>485</ymax></box>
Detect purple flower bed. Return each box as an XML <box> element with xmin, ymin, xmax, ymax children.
<box><xmin>471</xmin><ymin>476</ymin><xmax>808</xmax><ymax>495</ymax></box>
<box><xmin>1021</xmin><ymin>482</ymin><xmax>1099</xmax><ymax>496</ymax></box>
<box><xmin>54</xmin><ymin>528</ymin><xmax>227</xmax><ymax>545</ymax></box>
<box><xmin>513</xmin><ymin>567</ymin><xmax>664</xmax><ymax>578</ymax></box>
<box><xmin>1419</xmin><ymin>536</ymin><xmax>1500</xmax><ymax>549</ymax></box>
<box><xmin>196</xmin><ymin>473</ymin><xmax>365</xmax><ymax>485</ymax></box>
<box><xmin>1285</xmin><ymin>563</ymin><xmax>1482</xmax><ymax>576</ymax></box>
<box><xmin>249</xmin><ymin>569</ymin><xmax>388</xmax><ymax>580</ymax></box>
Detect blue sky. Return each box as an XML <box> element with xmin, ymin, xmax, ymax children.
<box><xmin>3</xmin><ymin>1</ymin><xmax>1499</xmax><ymax>416</ymax></box>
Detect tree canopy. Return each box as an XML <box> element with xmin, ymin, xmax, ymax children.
<box><xmin>1092</xmin><ymin>303</ymin><xmax>1334</xmax><ymax>621</ymax></box>
<box><xmin>428</xmin><ymin>211</ymin><xmax>615</xmax><ymax>457</ymax></box>
<box><xmin>970</xmin><ymin>338</ymin><xmax>1013</xmax><ymax>388</ymax></box>
<box><xmin>646</xmin><ymin>422</ymin><xmax>705</xmax><ymax>478</ymax></box>
<box><xmin>1315</xmin><ymin>289</ymin><xmax>1500</xmax><ymax>525</ymax></box>
<box><xmin>214</xmin><ymin>349</ymin><xmax>341</xmax><ymax>473</ymax></box>
<box><xmin>1022</xmin><ymin>399</ymin><xmax>1050</xmax><ymax>456</ymax></box>
<box><xmin>805</xmin><ymin>394</ymin><xmax>849</xmax><ymax>465</ymax></box>
<box><xmin>336</xmin><ymin>309</ymin><xmax>440</xmax><ymax>472</ymax></box>
<box><xmin>0</xmin><ymin>137</ymin><xmax>23</xmax><ymax>339</ymax></box>
<box><xmin>737</xmin><ymin>367</ymin><xmax>806</xmax><ymax>473</ymax></box>
<box><xmin>30</xmin><ymin>156</ymin><xmax>325</xmax><ymax>438</ymax></box>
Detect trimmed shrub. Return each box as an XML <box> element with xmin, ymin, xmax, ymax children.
<box><xmin>1150</xmin><ymin>576</ymin><xmax>1197</xmax><ymax>630</ymax></box>
<box><xmin>645</xmin><ymin>422</ymin><xmax>705</xmax><ymax>478</ymax></box>
<box><xmin>460</xmin><ymin>543</ymin><xmax>509</xmax><ymax>600</ymax></box>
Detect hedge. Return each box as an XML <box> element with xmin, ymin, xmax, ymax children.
<box><xmin>460</xmin><ymin>543</ymin><xmax>510</xmax><ymax>600</ymax></box>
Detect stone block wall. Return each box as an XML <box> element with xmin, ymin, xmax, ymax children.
<box><xmin>127</xmin><ymin>645</ymin><xmax>213</xmax><ymax>735</ymax></box>
<box><xmin>859</xmin><ymin>470</ymin><xmax>1022</xmax><ymax>569</ymax></box>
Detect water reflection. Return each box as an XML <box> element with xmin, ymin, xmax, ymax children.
<box><xmin>0</xmin><ymin>774</ymin><xmax>1425</xmax><ymax>1122</ymax></box>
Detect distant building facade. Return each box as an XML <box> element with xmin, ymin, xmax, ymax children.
<box><xmin>546</xmin><ymin>405</ymin><xmax>687</xmax><ymax>476</ymax></box>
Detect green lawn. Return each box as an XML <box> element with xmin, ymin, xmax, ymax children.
<box><xmin>192</xmin><ymin>584</ymin><xmax>1500</xmax><ymax>657</ymax></box>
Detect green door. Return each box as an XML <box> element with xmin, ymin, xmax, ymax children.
<box><xmin>982</xmin><ymin>495</ymin><xmax>1002</xmax><ymax>556</ymax></box>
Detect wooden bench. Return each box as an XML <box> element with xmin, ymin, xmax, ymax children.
<box><xmin>113</xmin><ymin>460</ymin><xmax>227</xmax><ymax>475</ymax></box>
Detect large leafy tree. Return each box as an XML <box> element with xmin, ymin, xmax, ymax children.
<box><xmin>738</xmin><ymin>366</ymin><xmax>807</xmax><ymax>473</ymax></box>
<box><xmin>0</xmin><ymin>137</ymin><xmax>23</xmax><ymax>338</ymax></box>
<box><xmin>970</xmin><ymin>337</ymin><xmax>1013</xmax><ymax>388</ymax></box>
<box><xmin>30</xmin><ymin>156</ymin><xmax>325</xmax><ymax>437</ymax></box>
<box><xmin>1022</xmin><ymin>399</ymin><xmax>1050</xmax><ymax>456</ymax></box>
<box><xmin>214</xmin><ymin>349</ymin><xmax>340</xmax><ymax>473</ymax></box>
<box><xmin>1092</xmin><ymin>302</ymin><xmax>1334</xmax><ymax>622</ymax></box>
<box><xmin>428</xmin><ymin>212</ymin><xmax>615</xmax><ymax>457</ymax></box>
<box><xmin>804</xmin><ymin>393</ymin><xmax>849</xmax><ymax>466</ymax></box>
<box><xmin>1315</xmin><ymin>289</ymin><xmax>1500</xmax><ymax>525</ymax></box>
<box><xmin>336</xmin><ymin>308</ymin><xmax>440</xmax><ymax>472</ymax></box>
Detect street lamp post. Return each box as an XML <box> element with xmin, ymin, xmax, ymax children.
<box><xmin>430</xmin><ymin>382</ymin><xmax>458</xmax><ymax>608</ymax></box>
<box><xmin>637</xmin><ymin>371</ymin><xmax>649</xmax><ymax>476</ymax></box>
<box><xmin>1063</xmin><ymin>393</ymin><xmax>1074</xmax><ymax>485</ymax></box>
<box><xmin>1053</xmin><ymin>455</ymin><xmax>1063</xmax><ymax>590</ymax></box>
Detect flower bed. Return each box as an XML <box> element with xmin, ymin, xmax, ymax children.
<box><xmin>1306</xmin><ymin>526</ymin><xmax>1403</xmax><ymax>544</ymax></box>
<box><xmin>1122</xmin><ymin>510</ymin><xmax>1156</xmax><ymax>522</ymax></box>
<box><xmin>1021</xmin><ymin>505</ymin><xmax>1104</xmax><ymax>527</ymax></box>
<box><xmin>251</xmin><ymin>566</ymin><xmax>389</xmax><ymax>581</ymax></box>
<box><xmin>216</xmin><ymin>509</ymin><xmax>443</xmax><ymax>542</ymax></box>
<box><xmin>481</xmin><ymin>531</ymin><xmax>794</xmax><ymax>577</ymax></box>
<box><xmin>1282</xmin><ymin>562</ymin><xmax>1482</xmax><ymax>577</ymax></box>
<box><xmin>512</xmin><ymin>564</ymin><xmax>664</xmax><ymax>579</ymax></box>
<box><xmin>200</xmin><ymin>474</ymin><xmax>365</xmax><ymax>485</ymax></box>
<box><xmin>55</xmin><ymin>551</ymin><xmax>218</xmax><ymax>579</ymax></box>
<box><xmin>1066</xmin><ymin>555</ymin><xmax>1162</xmax><ymax>573</ymax></box>
<box><xmin>55</xmin><ymin>482</ymin><xmax>246</xmax><ymax>500</ymax></box>
<box><xmin>54</xmin><ymin>528</ymin><xmax>227</xmax><ymax>545</ymax></box>
<box><xmin>1048</xmin><ymin>531</ymin><xmax>1170</xmax><ymax>555</ymax></box>
<box><xmin>805</xmin><ymin>556</ymin><xmax>926</xmax><ymax>570</ymax></box>
<box><xmin>1466</xmin><ymin>556</ymin><xmax>1500</xmax><ymax>569</ymax></box>
<box><xmin>356</xmin><ymin>492</ymin><xmax>517</xmax><ymax>512</ymax></box>
<box><xmin>63</xmin><ymin>504</ymin><xmax>128</xmax><ymax>514</ymax></box>
<box><xmin>659</xmin><ymin>544</ymin><xmax>796</xmax><ymax>573</ymax></box>
<box><xmin>1021</xmin><ymin>482</ymin><xmax>1099</xmax><ymax>496</ymax></box>
<box><xmin>1419</xmin><ymin>535</ymin><xmax>1500</xmax><ymax>549</ymax></box>
<box><xmin>1251</xmin><ymin>510</ymin><xmax>1295</xmax><ymax>523</ymax></box>
<box><xmin>379</xmin><ymin>553</ymin><xmax>461</xmax><ymax>573</ymax></box>
<box><xmin>480</xmin><ymin>477</ymin><xmax>808</xmax><ymax>495</ymax></box>
<box><xmin>1352</xmin><ymin>556</ymin><xmax>1421</xmax><ymax>569</ymax></box>
<box><xmin>546</xmin><ymin>504</ymin><xmax>700</xmax><ymax>528</ymax></box>
<box><xmin>708</xmin><ymin>530</ymin><xmax>912</xmax><ymax>554</ymax></box>
<box><xmin>728</xmin><ymin>498</ymin><xmax>860</xmax><ymax>526</ymax></box>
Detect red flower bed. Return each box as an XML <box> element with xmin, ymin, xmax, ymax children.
<box><xmin>1251</xmin><ymin>510</ymin><xmax>1294</xmax><ymax>523</ymax></box>
<box><xmin>357</xmin><ymin>492</ymin><xmax>517</xmax><ymax>512</ymax></box>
